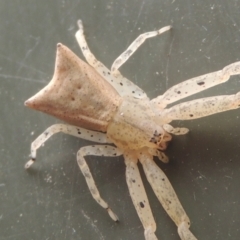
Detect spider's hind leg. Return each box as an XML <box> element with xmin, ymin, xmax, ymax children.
<box><xmin>75</xmin><ymin>20</ymin><xmax>147</xmax><ymax>99</ymax></box>
<box><xmin>77</xmin><ymin>145</ymin><xmax>122</xmax><ymax>221</ymax></box>
<box><xmin>25</xmin><ymin>123</ymin><xmax>110</xmax><ymax>169</ymax></box>
<box><xmin>111</xmin><ymin>25</ymin><xmax>172</xmax><ymax>73</ymax></box>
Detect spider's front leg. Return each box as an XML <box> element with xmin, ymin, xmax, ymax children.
<box><xmin>138</xmin><ymin>150</ymin><xmax>197</xmax><ymax>240</ymax></box>
<box><xmin>152</xmin><ymin>61</ymin><xmax>240</xmax><ymax>109</ymax></box>
<box><xmin>124</xmin><ymin>152</ymin><xmax>157</xmax><ymax>240</ymax></box>
<box><xmin>160</xmin><ymin>92</ymin><xmax>240</xmax><ymax>122</ymax></box>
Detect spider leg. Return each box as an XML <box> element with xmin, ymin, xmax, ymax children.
<box><xmin>151</xmin><ymin>61</ymin><xmax>240</xmax><ymax>108</ymax></box>
<box><xmin>75</xmin><ymin>20</ymin><xmax>147</xmax><ymax>99</ymax></box>
<box><xmin>124</xmin><ymin>152</ymin><xmax>157</xmax><ymax>240</ymax></box>
<box><xmin>138</xmin><ymin>150</ymin><xmax>197</xmax><ymax>240</ymax></box>
<box><xmin>77</xmin><ymin>145</ymin><xmax>122</xmax><ymax>221</ymax></box>
<box><xmin>25</xmin><ymin>123</ymin><xmax>111</xmax><ymax>168</ymax></box>
<box><xmin>148</xmin><ymin>148</ymin><xmax>169</xmax><ymax>163</ymax></box>
<box><xmin>163</xmin><ymin>124</ymin><xmax>189</xmax><ymax>135</ymax></box>
<box><xmin>111</xmin><ymin>25</ymin><xmax>172</xmax><ymax>73</ymax></box>
<box><xmin>160</xmin><ymin>92</ymin><xmax>240</xmax><ymax>122</ymax></box>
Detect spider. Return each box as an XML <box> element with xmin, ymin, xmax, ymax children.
<box><xmin>25</xmin><ymin>20</ymin><xmax>240</xmax><ymax>240</ymax></box>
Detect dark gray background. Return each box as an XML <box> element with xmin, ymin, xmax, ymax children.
<box><xmin>1</xmin><ymin>1</ymin><xmax>240</xmax><ymax>240</ymax></box>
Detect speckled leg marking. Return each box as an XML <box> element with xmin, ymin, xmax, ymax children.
<box><xmin>161</xmin><ymin>92</ymin><xmax>240</xmax><ymax>122</ymax></box>
<box><xmin>75</xmin><ymin>20</ymin><xmax>147</xmax><ymax>99</ymax></box>
<box><xmin>77</xmin><ymin>145</ymin><xmax>122</xmax><ymax>221</ymax></box>
<box><xmin>163</xmin><ymin>124</ymin><xmax>189</xmax><ymax>135</ymax></box>
<box><xmin>111</xmin><ymin>26</ymin><xmax>172</xmax><ymax>73</ymax></box>
<box><xmin>152</xmin><ymin>61</ymin><xmax>240</xmax><ymax>109</ymax></box>
<box><xmin>138</xmin><ymin>151</ymin><xmax>197</xmax><ymax>240</ymax></box>
<box><xmin>25</xmin><ymin>124</ymin><xmax>111</xmax><ymax>169</ymax></box>
<box><xmin>124</xmin><ymin>152</ymin><xmax>157</xmax><ymax>240</ymax></box>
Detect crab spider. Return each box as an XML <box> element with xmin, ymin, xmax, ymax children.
<box><xmin>25</xmin><ymin>20</ymin><xmax>240</xmax><ymax>240</ymax></box>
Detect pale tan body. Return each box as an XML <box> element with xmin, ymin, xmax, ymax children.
<box><xmin>25</xmin><ymin>20</ymin><xmax>240</xmax><ymax>240</ymax></box>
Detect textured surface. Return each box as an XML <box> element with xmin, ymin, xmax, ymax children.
<box><xmin>25</xmin><ymin>44</ymin><xmax>121</xmax><ymax>132</ymax></box>
<box><xmin>1</xmin><ymin>1</ymin><xmax>240</xmax><ymax>239</ymax></box>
